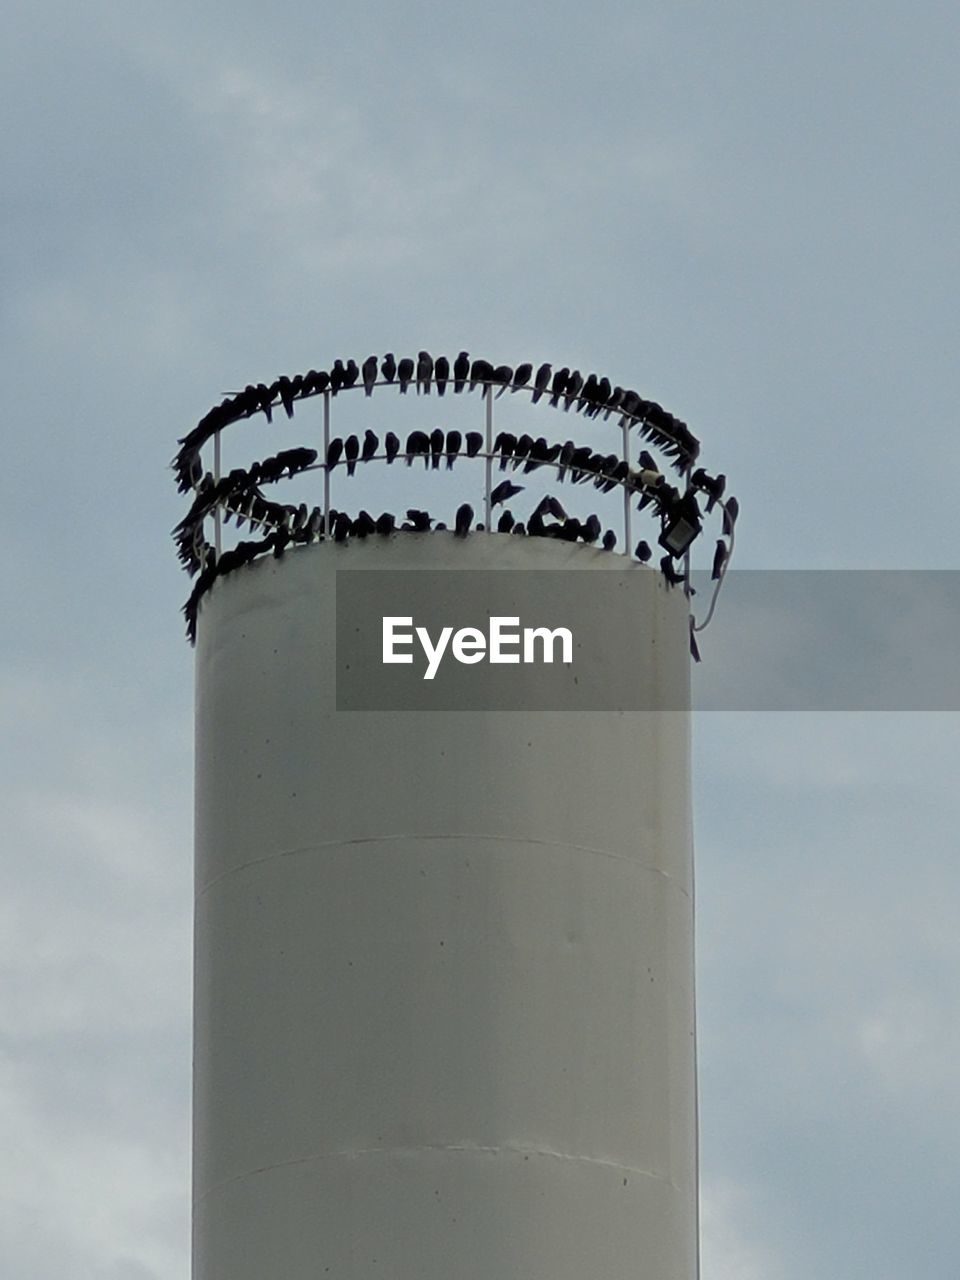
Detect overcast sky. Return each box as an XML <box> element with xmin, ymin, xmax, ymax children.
<box><xmin>2</xmin><ymin>1</ymin><xmax>959</xmax><ymax>1276</ymax></box>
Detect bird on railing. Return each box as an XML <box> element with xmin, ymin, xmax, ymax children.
<box><xmin>465</xmin><ymin>431</ymin><xmax>483</xmax><ymax>458</ymax></box>
<box><xmin>491</xmin><ymin>363</ymin><xmax>513</xmax><ymax>397</ymax></box>
<box><xmin>430</xmin><ymin>427</ymin><xmax>445</xmax><ymax>469</ymax></box>
<box><xmin>403</xmin><ymin>509</ymin><xmax>433</xmax><ymax>532</ymax></box>
<box><xmin>453</xmin><ymin>351</ymin><xmax>470</xmax><ymax>393</ymax></box>
<box><xmin>455</xmin><ymin>503</ymin><xmax>474</xmax><ymax>536</ymax></box>
<box><xmin>435</xmin><ymin>354</ymin><xmax>450</xmax><ymax>395</ymax></box>
<box><xmin>405</xmin><ymin>430</ymin><xmax>430</xmax><ymax>467</ymax></box>
<box><xmin>417</xmin><ymin>350</ymin><xmax>434</xmax><ymax>394</ymax></box>
<box><xmin>470</xmin><ymin>357</ymin><xmax>494</xmax><ymax>391</ymax></box>
<box><xmin>381</xmin><ymin>352</ymin><xmax>397</xmax><ymax>383</ymax></box>
<box><xmin>362</xmin><ymin>355</ymin><xmax>378</xmax><ymax>396</ymax></box>
<box><xmin>445</xmin><ymin>430</ymin><xmax>462</xmax><ymax>469</ymax></box>
<box><xmin>532</xmin><ymin>362</ymin><xmax>551</xmax><ymax>404</ymax></box>
<box><xmin>344</xmin><ymin>435</ymin><xmax>360</xmax><ymax>476</ymax></box>
<box><xmin>398</xmin><ymin>357</ymin><xmax>415</xmax><ymax>392</ymax></box>
<box><xmin>362</xmin><ymin>430</ymin><xmax>378</xmax><ymax>465</ymax></box>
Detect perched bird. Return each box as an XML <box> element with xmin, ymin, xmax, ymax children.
<box><xmin>511</xmin><ymin>362</ymin><xmax>533</xmax><ymax>393</ymax></box>
<box><xmin>330</xmin><ymin>359</ymin><xmax>346</xmax><ymax>394</ymax></box>
<box><xmin>524</xmin><ymin>438</ymin><xmax>560</xmax><ymax>473</ymax></box>
<box><xmin>333</xmin><ymin>511</ymin><xmax>352</xmax><ymax>542</ymax></box>
<box><xmin>417</xmin><ymin>350</ymin><xmax>434</xmax><ymax>394</ymax></box>
<box><xmin>492</xmin><ymin>364</ymin><xmax>513</xmax><ymax>397</ymax></box>
<box><xmin>470</xmin><ymin>358</ymin><xmax>494</xmax><ymax>391</ymax></box>
<box><xmin>381</xmin><ymin>352</ymin><xmax>397</xmax><ymax>383</ymax></box>
<box><xmin>556</xmin><ymin>440</ymin><xmax>576</xmax><ymax>482</ymax></box>
<box><xmin>453</xmin><ymin>350</ymin><xmax>470</xmax><ymax>393</ymax></box>
<box><xmin>375</xmin><ymin>512</ymin><xmax>396</xmax><ymax>536</ymax></box>
<box><xmin>385</xmin><ymin>431</ymin><xmax>400</xmax><ymax>464</ymax></box>
<box><xmin>465</xmin><ymin>431</ymin><xmax>483</xmax><ymax>458</ymax></box>
<box><xmin>493</xmin><ymin>431</ymin><xmax>517</xmax><ymax>469</ymax></box>
<box><xmin>602</xmin><ymin>529</ymin><xmax>617</xmax><ymax>551</ymax></box>
<box><xmin>362</xmin><ymin>355</ymin><xmax>378</xmax><ymax>395</ymax></box>
<box><xmin>277</xmin><ymin>375</ymin><xmax>296</xmax><ymax>419</ymax></box>
<box><xmin>256</xmin><ymin>382</ymin><xmax>274</xmax><ymax>421</ymax></box>
<box><xmin>660</xmin><ymin>556</ymin><xmax>685</xmax><ymax>587</ymax></box>
<box><xmin>711</xmin><ymin>539</ymin><xmax>729</xmax><ymax>581</ymax></box>
<box><xmin>405</xmin><ymin>430</ymin><xmax>430</xmax><ymax>467</ymax></box>
<box><xmin>362</xmin><ymin>429</ymin><xmax>378</xmax><ymax>464</ymax></box>
<box><xmin>455</xmin><ymin>503</ymin><xmax>474</xmax><ymax>536</ymax></box>
<box><xmin>430</xmin><ymin>427</ymin><xmax>445</xmax><ymax>469</ymax></box>
<box><xmin>532</xmin><ymin>362</ymin><xmax>552</xmax><ymax>404</ymax></box>
<box><xmin>490</xmin><ymin>478</ymin><xmax>524</xmax><ymax>507</ymax></box>
<box><xmin>582</xmin><ymin>513</ymin><xmax>602</xmax><ymax>545</ymax></box>
<box><xmin>722</xmin><ymin>496</ymin><xmax>739</xmax><ymax>537</ymax></box>
<box><xmin>435</xmin><ymin>355</ymin><xmax>450</xmax><ymax>396</ymax></box>
<box><xmin>344</xmin><ymin>434</ymin><xmax>360</xmax><ymax>476</ymax></box>
<box><xmin>511</xmin><ymin>434</ymin><xmax>534</xmax><ymax>470</ymax></box>
<box><xmin>445</xmin><ymin>430</ymin><xmax>462</xmax><ymax>469</ymax></box>
<box><xmin>404</xmin><ymin>508</ymin><xmax>432</xmax><ymax>532</ymax></box>
<box><xmin>549</xmin><ymin>367</ymin><xmax>570</xmax><ymax>407</ymax></box>
<box><xmin>326</xmin><ymin>437</ymin><xmax>344</xmax><ymax>470</ymax></box>
<box><xmin>497</xmin><ymin>509</ymin><xmax>516</xmax><ymax>533</ymax></box>
<box><xmin>352</xmin><ymin>510</ymin><xmax>376</xmax><ymax>538</ymax></box>
<box><xmin>343</xmin><ymin>359</ymin><xmax>360</xmax><ymax>389</ymax></box>
<box><xmin>564</xmin><ymin>370</ymin><xmax>583</xmax><ymax>410</ymax></box>
<box><xmin>398</xmin><ymin>357</ymin><xmax>415</xmax><ymax>392</ymax></box>
<box><xmin>634</xmin><ymin>540</ymin><xmax>652</xmax><ymax>563</ymax></box>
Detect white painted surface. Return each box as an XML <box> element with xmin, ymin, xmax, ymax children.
<box><xmin>193</xmin><ymin>534</ymin><xmax>696</xmax><ymax>1279</ymax></box>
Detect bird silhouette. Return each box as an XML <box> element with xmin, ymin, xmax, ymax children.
<box><xmin>660</xmin><ymin>556</ymin><xmax>685</xmax><ymax>587</ymax></box>
<box><xmin>333</xmin><ymin>512</ymin><xmax>352</xmax><ymax>542</ymax></box>
<box><xmin>602</xmin><ymin>529</ymin><xmax>617</xmax><ymax>551</ymax></box>
<box><xmin>362</xmin><ymin>355</ymin><xmax>378</xmax><ymax>395</ymax></box>
<box><xmin>330</xmin><ymin>360</ymin><xmax>346</xmax><ymax>394</ymax></box>
<box><xmin>362</xmin><ymin>429</ymin><xmax>378</xmax><ymax>464</ymax></box>
<box><xmin>405</xmin><ymin>430</ymin><xmax>430</xmax><ymax>467</ymax></box>
<box><xmin>385</xmin><ymin>431</ymin><xmax>400</xmax><ymax>463</ymax></box>
<box><xmin>465</xmin><ymin>431</ymin><xmax>483</xmax><ymax>458</ymax></box>
<box><xmin>404</xmin><ymin>509</ymin><xmax>432</xmax><ymax>532</ymax></box>
<box><xmin>326</xmin><ymin>437</ymin><xmax>344</xmax><ymax>470</ymax></box>
<box><xmin>490</xmin><ymin>479</ymin><xmax>524</xmax><ymax>507</ymax></box>
<box><xmin>376</xmin><ymin>512</ymin><xmax>396</xmax><ymax>535</ymax></box>
<box><xmin>430</xmin><ymin>427</ymin><xmax>445</xmax><ymax>469</ymax></box>
<box><xmin>634</xmin><ymin>540</ymin><xmax>652</xmax><ymax>563</ymax></box>
<box><xmin>381</xmin><ymin>352</ymin><xmax>397</xmax><ymax>383</ymax></box>
<box><xmin>582</xmin><ymin>514</ymin><xmax>601</xmax><ymax>544</ymax></box>
<box><xmin>492</xmin><ymin>364</ymin><xmax>513</xmax><ymax>397</ymax></box>
<box><xmin>532</xmin><ymin>362</ymin><xmax>552</xmax><ymax>404</ymax></box>
<box><xmin>445</xmin><ymin>430</ymin><xmax>462</xmax><ymax>469</ymax></box>
<box><xmin>277</xmin><ymin>376</ymin><xmax>296</xmax><ymax>419</ymax></box>
<box><xmin>455</xmin><ymin>503</ymin><xmax>474</xmax><ymax>536</ymax></box>
<box><xmin>493</xmin><ymin>431</ymin><xmax>517</xmax><ymax>470</ymax></box>
<box><xmin>497</xmin><ymin>509</ymin><xmax>516</xmax><ymax>533</ymax></box>
<box><xmin>549</xmin><ymin>367</ymin><xmax>570</xmax><ymax>407</ymax></box>
<box><xmin>511</xmin><ymin>362</ymin><xmax>533</xmax><ymax>393</ymax></box>
<box><xmin>417</xmin><ymin>350</ymin><xmax>434</xmax><ymax>394</ymax></box>
<box><xmin>343</xmin><ymin>359</ymin><xmax>360</xmax><ymax>389</ymax></box>
<box><xmin>453</xmin><ymin>351</ymin><xmax>470</xmax><ymax>392</ymax></box>
<box><xmin>344</xmin><ymin>435</ymin><xmax>360</xmax><ymax>476</ymax></box>
<box><xmin>398</xmin><ymin>357</ymin><xmax>415</xmax><ymax>392</ymax></box>
<box><xmin>435</xmin><ymin>355</ymin><xmax>450</xmax><ymax>396</ymax></box>
<box><xmin>470</xmin><ymin>358</ymin><xmax>494</xmax><ymax>391</ymax></box>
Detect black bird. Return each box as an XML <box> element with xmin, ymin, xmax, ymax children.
<box><xmin>511</xmin><ymin>434</ymin><xmax>534</xmax><ymax>470</ymax></box>
<box><xmin>435</xmin><ymin>355</ymin><xmax>450</xmax><ymax>396</ymax></box>
<box><xmin>271</xmin><ymin>528</ymin><xmax>291</xmax><ymax>558</ymax></box>
<box><xmin>376</xmin><ymin>512</ymin><xmax>396</xmax><ymax>536</ymax></box>
<box><xmin>453</xmin><ymin>350</ymin><xmax>470</xmax><ymax>393</ymax></box>
<box><xmin>362</xmin><ymin>355</ymin><xmax>378</xmax><ymax>395</ymax></box>
<box><xmin>722</xmin><ymin>496</ymin><xmax>739</xmax><ymax>537</ymax></box>
<box><xmin>600</xmin><ymin>458</ymin><xmax>629</xmax><ymax>495</ymax></box>
<box><xmin>511</xmin><ymin>362</ymin><xmax>533</xmax><ymax>393</ymax></box>
<box><xmin>492</xmin><ymin>364</ymin><xmax>513</xmax><ymax>397</ymax></box>
<box><xmin>491</xmin><ymin>479</ymin><xmax>524</xmax><ymax>507</ymax></box>
<box><xmin>603</xmin><ymin>386</ymin><xmax>625</xmax><ymax>420</ymax></box>
<box><xmin>712</xmin><ymin>539</ymin><xmax>729</xmax><ymax>581</ymax></box>
<box><xmin>445</xmin><ymin>430</ymin><xmax>462</xmax><ymax>469</ymax></box>
<box><xmin>556</xmin><ymin>440</ymin><xmax>576</xmax><ymax>482</ymax></box>
<box><xmin>417</xmin><ymin>350</ymin><xmax>434</xmax><ymax>394</ymax></box>
<box><xmin>362</xmin><ymin>429</ymin><xmax>378</xmax><ymax>464</ymax></box>
<box><xmin>405</xmin><ymin>430</ymin><xmax>430</xmax><ymax>467</ymax></box>
<box><xmin>343</xmin><ymin>359</ymin><xmax>360</xmax><ymax>389</ymax></box>
<box><xmin>524</xmin><ymin>438</ymin><xmax>561</xmax><ymax>474</ymax></box>
<box><xmin>385</xmin><ymin>431</ymin><xmax>400</xmax><ymax>464</ymax></box>
<box><xmin>634</xmin><ymin>540</ymin><xmax>652</xmax><ymax>563</ymax></box>
<box><xmin>333</xmin><ymin>511</ymin><xmax>352</xmax><ymax>542</ymax></box>
<box><xmin>582</xmin><ymin>513</ymin><xmax>601</xmax><ymax>545</ymax></box>
<box><xmin>398</xmin><ymin>357</ymin><xmax>415</xmax><ymax>392</ymax></box>
<box><xmin>307</xmin><ymin>507</ymin><xmax>325</xmax><ymax>539</ymax></box>
<box><xmin>639</xmin><ymin>450</ymin><xmax>659</xmax><ymax>471</ymax></box>
<box><xmin>326</xmin><ymin>438</ymin><xmax>344</xmax><ymax>470</ymax></box>
<box><xmin>303</xmin><ymin>369</ymin><xmax>330</xmax><ymax>396</ymax></box>
<box><xmin>563</xmin><ymin>370</ymin><xmax>583</xmax><ymax>410</ymax></box>
<box><xmin>602</xmin><ymin>529</ymin><xmax>617</xmax><ymax>551</ymax></box>
<box><xmin>557</xmin><ymin>517</ymin><xmax>582</xmax><ymax>542</ymax></box>
<box><xmin>592</xmin><ymin>376</ymin><xmax>612</xmax><ymax>418</ymax></box>
<box><xmin>381</xmin><ymin>352</ymin><xmax>397</xmax><ymax>383</ymax></box>
<box><xmin>344</xmin><ymin>434</ymin><xmax>360</xmax><ymax>476</ymax></box>
<box><xmin>352</xmin><ymin>510</ymin><xmax>376</xmax><ymax>538</ymax></box>
<box><xmin>660</xmin><ymin>555</ymin><xmax>685</xmax><ymax>587</ymax></box>
<box><xmin>470</xmin><ymin>358</ymin><xmax>494</xmax><ymax>391</ymax></box>
<box><xmin>455</xmin><ymin>503</ymin><xmax>474</xmax><ymax>536</ymax></box>
<box><xmin>497</xmin><ymin>509</ymin><xmax>516</xmax><ymax>533</ymax></box>
<box><xmin>255</xmin><ymin>382</ymin><xmax>274</xmax><ymax>422</ymax></box>
<box><xmin>493</xmin><ymin>431</ymin><xmax>517</xmax><ymax>469</ymax></box>
<box><xmin>549</xmin><ymin>367</ymin><xmax>570</xmax><ymax>407</ymax></box>
<box><xmin>277</xmin><ymin>375</ymin><xmax>296</xmax><ymax>419</ymax></box>
<box><xmin>537</xmin><ymin>494</ymin><xmax>567</xmax><ymax>522</ymax></box>
<box><xmin>465</xmin><ymin>431</ymin><xmax>483</xmax><ymax>458</ymax></box>
<box><xmin>430</xmin><ymin>427</ymin><xmax>445</xmax><ymax>469</ymax></box>
<box><xmin>330</xmin><ymin>359</ymin><xmax>346</xmax><ymax>394</ymax></box>
<box><xmin>532</xmin><ymin>362</ymin><xmax>552</xmax><ymax>404</ymax></box>
<box><xmin>404</xmin><ymin>508</ymin><xmax>432</xmax><ymax>532</ymax></box>
<box><xmin>579</xmin><ymin>373</ymin><xmax>599</xmax><ymax>413</ymax></box>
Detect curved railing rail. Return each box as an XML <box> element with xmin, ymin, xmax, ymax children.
<box><xmin>172</xmin><ymin>352</ymin><xmax>739</xmax><ymax>652</ymax></box>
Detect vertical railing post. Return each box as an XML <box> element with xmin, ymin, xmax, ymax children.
<box><xmin>323</xmin><ymin>391</ymin><xmax>331</xmax><ymax>537</ymax></box>
<box><xmin>484</xmin><ymin>384</ymin><xmax>493</xmax><ymax>532</ymax></box>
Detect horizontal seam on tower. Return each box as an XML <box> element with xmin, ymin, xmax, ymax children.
<box><xmin>194</xmin><ymin>1142</ymin><xmax>680</xmax><ymax>1206</ymax></box>
<box><xmin>197</xmin><ymin>833</ymin><xmax>690</xmax><ymax>898</ymax></box>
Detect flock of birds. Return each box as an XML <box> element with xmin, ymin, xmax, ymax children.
<box><xmin>171</xmin><ymin>351</ymin><xmax>738</xmax><ymax>655</ymax></box>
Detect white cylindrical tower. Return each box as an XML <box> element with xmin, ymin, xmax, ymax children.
<box><xmin>192</xmin><ymin>532</ymin><xmax>696</xmax><ymax>1279</ymax></box>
